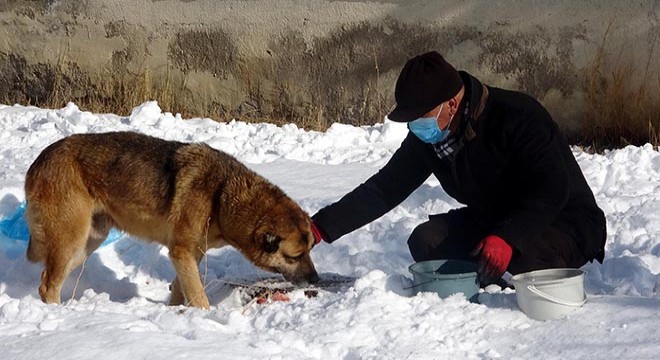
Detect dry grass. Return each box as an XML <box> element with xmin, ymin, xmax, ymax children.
<box><xmin>1</xmin><ymin>20</ymin><xmax>659</xmax><ymax>148</ymax></box>
<box><xmin>581</xmin><ymin>22</ymin><xmax>660</xmax><ymax>150</ymax></box>
<box><xmin>46</xmin><ymin>60</ymin><xmax>183</xmax><ymax>118</ymax></box>
<box><xmin>31</xmin><ymin>57</ymin><xmax>331</xmax><ymax>131</ymax></box>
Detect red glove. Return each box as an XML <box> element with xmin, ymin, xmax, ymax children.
<box><xmin>471</xmin><ymin>235</ymin><xmax>513</xmax><ymax>280</ymax></box>
<box><xmin>310</xmin><ymin>222</ymin><xmax>324</xmax><ymax>245</ymax></box>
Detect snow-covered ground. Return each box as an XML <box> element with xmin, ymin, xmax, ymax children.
<box><xmin>0</xmin><ymin>101</ymin><xmax>658</xmax><ymax>359</ymax></box>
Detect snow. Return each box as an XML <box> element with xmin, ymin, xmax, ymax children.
<box><xmin>0</xmin><ymin>101</ymin><xmax>658</xmax><ymax>359</ymax></box>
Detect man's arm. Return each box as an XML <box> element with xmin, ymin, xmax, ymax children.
<box><xmin>312</xmin><ymin>133</ymin><xmax>432</xmax><ymax>243</ymax></box>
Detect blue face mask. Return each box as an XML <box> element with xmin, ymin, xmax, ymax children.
<box><xmin>408</xmin><ymin>104</ymin><xmax>454</xmax><ymax>144</ymax></box>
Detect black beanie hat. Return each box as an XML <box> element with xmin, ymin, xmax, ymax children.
<box><xmin>388</xmin><ymin>51</ymin><xmax>463</xmax><ymax>122</ymax></box>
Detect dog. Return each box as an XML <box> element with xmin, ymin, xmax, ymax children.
<box><xmin>24</xmin><ymin>131</ymin><xmax>318</xmax><ymax>309</ymax></box>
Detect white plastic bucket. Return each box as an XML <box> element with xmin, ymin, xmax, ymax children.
<box><xmin>511</xmin><ymin>268</ymin><xmax>586</xmax><ymax>321</ymax></box>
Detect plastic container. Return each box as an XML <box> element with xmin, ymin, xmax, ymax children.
<box><xmin>408</xmin><ymin>259</ymin><xmax>479</xmax><ymax>303</ymax></box>
<box><xmin>511</xmin><ymin>268</ymin><xmax>586</xmax><ymax>321</ymax></box>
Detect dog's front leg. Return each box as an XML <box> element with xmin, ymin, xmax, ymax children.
<box><xmin>169</xmin><ymin>277</ymin><xmax>185</xmax><ymax>306</ymax></box>
<box><xmin>169</xmin><ymin>244</ymin><xmax>210</xmax><ymax>309</ymax></box>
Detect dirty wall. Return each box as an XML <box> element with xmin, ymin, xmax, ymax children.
<box><xmin>1</xmin><ymin>0</ymin><xmax>659</xmax><ymax>138</ymax></box>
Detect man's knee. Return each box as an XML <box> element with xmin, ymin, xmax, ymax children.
<box><xmin>407</xmin><ymin>226</ymin><xmax>430</xmax><ymax>262</ymax></box>
<box><xmin>407</xmin><ymin>220</ymin><xmax>448</xmax><ymax>262</ymax></box>
<box><xmin>508</xmin><ymin>227</ymin><xmax>586</xmax><ymax>274</ymax></box>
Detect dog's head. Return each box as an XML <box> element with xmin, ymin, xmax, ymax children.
<box><xmin>250</xmin><ymin>201</ymin><xmax>319</xmax><ymax>286</ymax></box>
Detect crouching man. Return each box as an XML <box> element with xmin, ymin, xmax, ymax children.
<box><xmin>310</xmin><ymin>51</ymin><xmax>606</xmax><ymax>285</ymax></box>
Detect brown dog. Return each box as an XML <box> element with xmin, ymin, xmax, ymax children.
<box><xmin>24</xmin><ymin>131</ymin><xmax>318</xmax><ymax>308</ymax></box>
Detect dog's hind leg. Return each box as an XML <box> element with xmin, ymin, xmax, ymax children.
<box><xmin>85</xmin><ymin>212</ymin><xmax>114</xmax><ymax>257</ymax></box>
<box><xmin>38</xmin><ymin>200</ymin><xmax>94</xmax><ymax>304</ymax></box>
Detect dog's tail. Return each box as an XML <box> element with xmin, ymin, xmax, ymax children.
<box><xmin>25</xmin><ymin>202</ymin><xmax>45</xmax><ymax>263</ymax></box>
<box><xmin>26</xmin><ymin>235</ymin><xmax>38</xmax><ymax>262</ymax></box>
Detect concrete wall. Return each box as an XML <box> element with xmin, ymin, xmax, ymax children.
<box><xmin>1</xmin><ymin>0</ymin><xmax>659</xmax><ymax>135</ymax></box>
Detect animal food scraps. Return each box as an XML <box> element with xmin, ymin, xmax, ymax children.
<box><xmin>250</xmin><ymin>288</ymin><xmax>319</xmax><ymax>304</ymax></box>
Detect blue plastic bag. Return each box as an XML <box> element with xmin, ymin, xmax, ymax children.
<box><xmin>0</xmin><ymin>202</ymin><xmax>30</xmax><ymax>241</ymax></box>
<box><xmin>0</xmin><ymin>201</ymin><xmax>123</xmax><ymax>246</ymax></box>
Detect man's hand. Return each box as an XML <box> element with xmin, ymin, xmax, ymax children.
<box><xmin>310</xmin><ymin>222</ymin><xmax>324</xmax><ymax>245</ymax></box>
<box><xmin>470</xmin><ymin>235</ymin><xmax>513</xmax><ymax>283</ymax></box>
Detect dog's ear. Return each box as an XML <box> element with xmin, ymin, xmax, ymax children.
<box><xmin>262</xmin><ymin>232</ymin><xmax>282</xmax><ymax>253</ymax></box>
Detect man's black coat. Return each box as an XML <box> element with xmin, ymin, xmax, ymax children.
<box><xmin>312</xmin><ymin>72</ymin><xmax>606</xmax><ymax>263</ymax></box>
